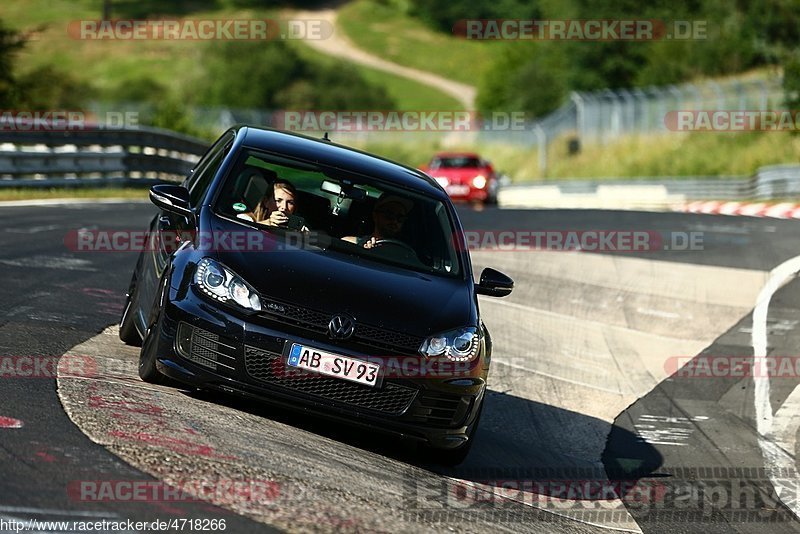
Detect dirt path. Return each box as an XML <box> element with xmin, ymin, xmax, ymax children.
<box><xmin>292</xmin><ymin>8</ymin><xmax>476</xmax><ymax>110</ymax></box>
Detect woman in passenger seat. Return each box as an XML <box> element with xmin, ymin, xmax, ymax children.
<box><xmin>246</xmin><ymin>179</ymin><xmax>308</xmax><ymax>231</ymax></box>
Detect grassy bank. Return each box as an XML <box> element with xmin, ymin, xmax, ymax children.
<box><xmin>0</xmin><ymin>188</ymin><xmax>150</xmax><ymax>201</ymax></box>
<box><xmin>337</xmin><ymin>0</ymin><xmax>500</xmax><ymax>87</ymax></box>
<box><xmin>290</xmin><ymin>40</ymin><xmax>462</xmax><ymax>111</ymax></box>
<box><xmin>5</xmin><ymin>0</ymin><xmax>460</xmax><ymax>112</ymax></box>
<box><xmin>348</xmin><ymin>130</ymin><xmax>800</xmax><ymax>181</ymax></box>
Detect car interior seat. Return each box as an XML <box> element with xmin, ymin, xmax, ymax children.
<box><xmin>236</xmin><ymin>167</ymin><xmax>275</xmax><ymax>212</ymax></box>
<box><xmin>295</xmin><ymin>190</ymin><xmax>331</xmax><ymax>231</ymax></box>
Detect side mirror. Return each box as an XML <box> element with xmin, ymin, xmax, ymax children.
<box><xmin>475</xmin><ymin>267</ymin><xmax>514</xmax><ymax>297</ymax></box>
<box><xmin>150</xmin><ymin>184</ymin><xmax>193</xmax><ymax>220</ymax></box>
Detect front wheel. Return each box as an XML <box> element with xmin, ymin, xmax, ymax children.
<box><xmin>138</xmin><ymin>316</ymin><xmax>168</xmax><ymax>384</ymax></box>
<box><xmin>119</xmin><ymin>276</ymin><xmax>142</xmax><ymax>346</ymax></box>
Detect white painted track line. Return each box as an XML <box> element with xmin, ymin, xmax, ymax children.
<box><xmin>751</xmin><ymin>254</ymin><xmax>800</xmax><ymax>519</ymax></box>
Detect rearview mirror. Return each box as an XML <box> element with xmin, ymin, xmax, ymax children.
<box><xmin>321</xmin><ymin>180</ymin><xmax>342</xmax><ymax>195</ymax></box>
<box><xmin>321</xmin><ymin>180</ymin><xmax>367</xmax><ymax>201</ymax></box>
<box><xmin>150</xmin><ymin>184</ymin><xmax>193</xmax><ymax>220</ymax></box>
<box><xmin>475</xmin><ymin>267</ymin><xmax>514</xmax><ymax>297</ymax></box>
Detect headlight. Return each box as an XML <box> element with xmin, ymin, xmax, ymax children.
<box><xmin>420</xmin><ymin>326</ymin><xmax>481</xmax><ymax>362</ymax></box>
<box><xmin>472</xmin><ymin>175</ymin><xmax>487</xmax><ymax>189</ymax></box>
<box><xmin>434</xmin><ymin>176</ymin><xmax>449</xmax><ymax>187</ymax></box>
<box><xmin>194</xmin><ymin>257</ymin><xmax>262</xmax><ymax>312</ymax></box>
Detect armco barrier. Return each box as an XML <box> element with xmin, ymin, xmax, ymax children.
<box><xmin>499</xmin><ymin>166</ymin><xmax>800</xmax><ymax>209</ymax></box>
<box><xmin>0</xmin><ymin>127</ymin><xmax>208</xmax><ymax>187</ymax></box>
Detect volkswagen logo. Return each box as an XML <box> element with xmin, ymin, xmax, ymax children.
<box><xmin>328</xmin><ymin>314</ymin><xmax>355</xmax><ymax>340</ymax></box>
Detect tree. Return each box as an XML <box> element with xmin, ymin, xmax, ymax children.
<box><xmin>0</xmin><ymin>20</ymin><xmax>25</xmax><ymax>107</ymax></box>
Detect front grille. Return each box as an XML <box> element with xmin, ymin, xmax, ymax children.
<box><xmin>244</xmin><ymin>345</ymin><xmax>418</xmax><ymax>415</ymax></box>
<box><xmin>261</xmin><ymin>299</ymin><xmax>329</xmax><ymax>334</ymax></box>
<box><xmin>259</xmin><ymin>298</ymin><xmax>424</xmax><ymax>355</ymax></box>
<box><xmin>354</xmin><ymin>323</ymin><xmax>424</xmax><ymax>355</ymax></box>
<box><xmin>407</xmin><ymin>391</ymin><xmax>472</xmax><ymax>428</ymax></box>
<box><xmin>178</xmin><ymin>323</ymin><xmax>238</xmax><ymax>372</ymax></box>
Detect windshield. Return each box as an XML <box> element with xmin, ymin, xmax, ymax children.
<box><xmin>214</xmin><ymin>148</ymin><xmax>463</xmax><ymax>277</ymax></box>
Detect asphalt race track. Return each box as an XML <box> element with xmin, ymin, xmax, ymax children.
<box><xmin>1</xmin><ymin>200</ymin><xmax>800</xmax><ymax>533</ymax></box>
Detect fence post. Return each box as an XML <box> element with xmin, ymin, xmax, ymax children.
<box><xmin>570</xmin><ymin>92</ymin><xmax>585</xmax><ymax>142</ymax></box>
<box><xmin>633</xmin><ymin>88</ymin><xmax>648</xmax><ymax>133</ymax></box>
<box><xmin>534</xmin><ymin>124</ymin><xmax>547</xmax><ymax>177</ymax></box>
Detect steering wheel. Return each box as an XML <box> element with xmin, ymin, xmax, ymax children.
<box><xmin>372</xmin><ymin>238</ymin><xmax>416</xmax><ymax>255</ymax></box>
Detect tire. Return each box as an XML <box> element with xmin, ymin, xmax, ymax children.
<box><xmin>138</xmin><ymin>314</ymin><xmax>185</xmax><ymax>388</ymax></box>
<box><xmin>138</xmin><ymin>274</ymin><xmax>185</xmax><ymax>388</ymax></box>
<box><xmin>138</xmin><ymin>316</ymin><xmax>168</xmax><ymax>384</ymax></box>
<box><xmin>119</xmin><ymin>276</ymin><xmax>142</xmax><ymax>346</ymax></box>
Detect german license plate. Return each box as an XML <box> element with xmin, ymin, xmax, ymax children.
<box><xmin>287</xmin><ymin>344</ymin><xmax>380</xmax><ymax>387</ymax></box>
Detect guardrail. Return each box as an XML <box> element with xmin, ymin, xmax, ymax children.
<box><xmin>500</xmin><ymin>166</ymin><xmax>800</xmax><ymax>210</ymax></box>
<box><xmin>0</xmin><ymin>127</ymin><xmax>208</xmax><ymax>187</ymax></box>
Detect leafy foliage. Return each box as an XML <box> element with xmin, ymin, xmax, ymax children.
<box><xmin>465</xmin><ymin>0</ymin><xmax>800</xmax><ymax>117</ymax></box>
<box><xmin>0</xmin><ymin>20</ymin><xmax>25</xmax><ymax>107</ymax></box>
<box><xmin>197</xmin><ymin>40</ymin><xmax>395</xmax><ymax>110</ymax></box>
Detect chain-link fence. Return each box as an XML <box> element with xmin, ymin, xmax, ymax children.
<box><xmin>570</xmin><ymin>77</ymin><xmax>783</xmax><ymax>144</ymax></box>
<box><xmin>87</xmin><ymin>76</ymin><xmax>785</xmax><ymax>175</ymax></box>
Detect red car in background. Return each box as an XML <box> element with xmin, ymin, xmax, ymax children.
<box><xmin>420</xmin><ymin>152</ymin><xmax>499</xmax><ymax>206</ymax></box>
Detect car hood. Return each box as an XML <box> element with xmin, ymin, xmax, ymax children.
<box><xmin>209</xmin><ymin>220</ymin><xmax>475</xmax><ymax>337</ymax></box>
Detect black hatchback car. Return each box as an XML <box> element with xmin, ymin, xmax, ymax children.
<box><xmin>119</xmin><ymin>126</ymin><xmax>513</xmax><ymax>463</ymax></box>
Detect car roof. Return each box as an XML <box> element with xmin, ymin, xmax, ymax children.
<box><xmin>432</xmin><ymin>152</ymin><xmax>482</xmax><ymax>159</ymax></box>
<box><xmin>239</xmin><ymin>126</ymin><xmax>445</xmax><ymax>198</ymax></box>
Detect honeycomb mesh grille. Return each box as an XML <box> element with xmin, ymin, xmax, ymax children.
<box><xmin>184</xmin><ymin>324</ymin><xmax>238</xmax><ymax>371</ymax></box>
<box><xmin>244</xmin><ymin>345</ymin><xmax>417</xmax><ymax>415</ymax></box>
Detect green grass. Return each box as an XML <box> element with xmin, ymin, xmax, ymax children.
<box><xmin>355</xmin><ymin>68</ymin><xmax>462</xmax><ymax>110</ymax></box>
<box><xmin>6</xmin><ymin>0</ymin><xmax>211</xmax><ymax>96</ymax></box>
<box><xmin>344</xmin><ymin>130</ymin><xmax>800</xmax><ymax>182</ymax></box>
<box><xmin>4</xmin><ymin>0</ymin><xmax>462</xmax><ymax>111</ymax></box>
<box><xmin>545</xmin><ymin>131</ymin><xmax>800</xmax><ymax>180</ymax></box>
<box><xmin>0</xmin><ymin>188</ymin><xmax>150</xmax><ymax>201</ymax></box>
<box><xmin>337</xmin><ymin>0</ymin><xmax>501</xmax><ymax>87</ymax></box>
<box><xmin>290</xmin><ymin>39</ymin><xmax>462</xmax><ymax>111</ymax></box>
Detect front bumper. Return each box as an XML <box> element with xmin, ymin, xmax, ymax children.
<box><xmin>152</xmin><ymin>286</ymin><xmax>487</xmax><ymax>449</ymax></box>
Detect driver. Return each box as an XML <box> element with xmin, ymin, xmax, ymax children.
<box><xmin>343</xmin><ymin>193</ymin><xmax>413</xmax><ymax>249</ymax></box>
